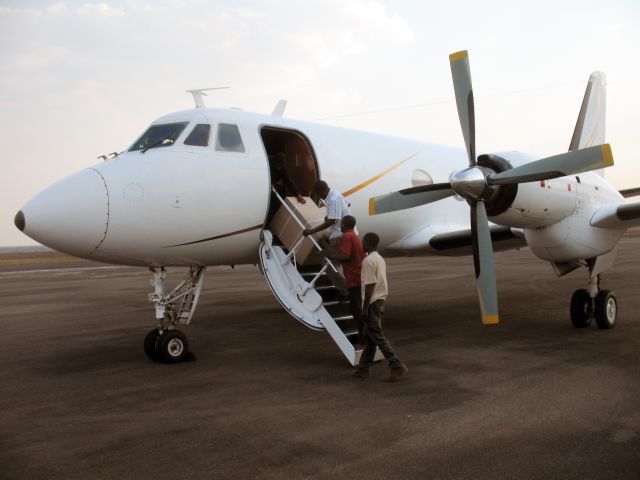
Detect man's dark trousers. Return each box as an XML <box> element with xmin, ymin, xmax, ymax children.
<box><xmin>358</xmin><ymin>299</ymin><xmax>401</xmax><ymax>370</ymax></box>
<box><xmin>348</xmin><ymin>286</ymin><xmax>365</xmax><ymax>344</ymax></box>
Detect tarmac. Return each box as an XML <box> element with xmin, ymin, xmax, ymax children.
<box><xmin>1</xmin><ymin>239</ymin><xmax>639</xmax><ymax>480</ymax></box>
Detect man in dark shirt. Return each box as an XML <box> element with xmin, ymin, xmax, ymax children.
<box><xmin>322</xmin><ymin>215</ymin><xmax>366</xmax><ymax>346</ymax></box>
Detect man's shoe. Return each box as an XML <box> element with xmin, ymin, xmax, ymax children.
<box><xmin>351</xmin><ymin>368</ymin><xmax>370</xmax><ymax>378</ymax></box>
<box><xmin>385</xmin><ymin>364</ymin><xmax>408</xmax><ymax>382</ymax></box>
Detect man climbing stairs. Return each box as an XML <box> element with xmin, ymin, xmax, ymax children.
<box><xmin>258</xmin><ymin>191</ymin><xmax>378</xmax><ymax>366</ymax></box>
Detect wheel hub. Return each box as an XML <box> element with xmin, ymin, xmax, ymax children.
<box><xmin>167</xmin><ymin>338</ymin><xmax>184</xmax><ymax>357</ymax></box>
<box><xmin>606</xmin><ymin>297</ymin><xmax>616</xmax><ymax>321</ymax></box>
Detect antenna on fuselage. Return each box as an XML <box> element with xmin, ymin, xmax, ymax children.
<box><xmin>272</xmin><ymin>99</ymin><xmax>287</xmax><ymax>117</ymax></box>
<box><xmin>186</xmin><ymin>87</ymin><xmax>230</xmax><ymax>108</ymax></box>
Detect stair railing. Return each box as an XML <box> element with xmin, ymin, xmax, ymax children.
<box><xmin>271</xmin><ymin>187</ymin><xmax>339</xmax><ymax>295</ymax></box>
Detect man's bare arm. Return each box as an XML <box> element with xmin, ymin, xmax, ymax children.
<box><xmin>303</xmin><ymin>218</ymin><xmax>334</xmax><ymax>236</ymax></box>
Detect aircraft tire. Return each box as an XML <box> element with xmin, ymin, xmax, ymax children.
<box><xmin>594</xmin><ymin>290</ymin><xmax>617</xmax><ymax>329</ymax></box>
<box><xmin>156</xmin><ymin>329</ymin><xmax>190</xmax><ymax>364</ymax></box>
<box><xmin>570</xmin><ymin>289</ymin><xmax>592</xmax><ymax>328</ymax></box>
<box><xmin>144</xmin><ymin>328</ymin><xmax>162</xmax><ymax>361</ymax></box>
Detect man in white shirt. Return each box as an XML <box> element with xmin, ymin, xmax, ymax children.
<box><xmin>303</xmin><ymin>180</ymin><xmax>352</xmax><ymax>295</ymax></box>
<box><xmin>353</xmin><ymin>232</ymin><xmax>408</xmax><ymax>382</ymax></box>
<box><xmin>302</xmin><ymin>180</ymin><xmax>351</xmax><ymax>246</ymax></box>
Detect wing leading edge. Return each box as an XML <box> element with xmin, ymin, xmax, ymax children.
<box><xmin>429</xmin><ymin>226</ymin><xmax>526</xmax><ymax>256</ymax></box>
<box><xmin>591</xmin><ymin>201</ymin><xmax>640</xmax><ymax>229</ymax></box>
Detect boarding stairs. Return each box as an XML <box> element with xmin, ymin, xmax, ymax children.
<box><xmin>259</xmin><ymin>190</ymin><xmax>375</xmax><ymax>366</ymax></box>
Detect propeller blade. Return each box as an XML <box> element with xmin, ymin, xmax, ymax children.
<box><xmin>470</xmin><ymin>201</ymin><xmax>499</xmax><ymax>324</ymax></box>
<box><xmin>369</xmin><ymin>183</ymin><xmax>453</xmax><ymax>216</ymax></box>
<box><xmin>488</xmin><ymin>144</ymin><xmax>614</xmax><ymax>186</ymax></box>
<box><xmin>449</xmin><ymin>50</ymin><xmax>476</xmax><ymax>167</ymax></box>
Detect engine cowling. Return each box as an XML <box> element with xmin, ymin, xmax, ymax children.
<box><xmin>476</xmin><ymin>154</ymin><xmax>518</xmax><ymax>217</ymax></box>
<box><xmin>482</xmin><ymin>152</ymin><xmax>578</xmax><ymax>229</ymax></box>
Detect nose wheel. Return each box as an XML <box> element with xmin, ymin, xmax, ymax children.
<box><xmin>144</xmin><ymin>328</ymin><xmax>190</xmax><ymax>363</ymax></box>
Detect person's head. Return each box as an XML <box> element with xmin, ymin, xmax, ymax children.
<box><xmin>272</xmin><ymin>152</ymin><xmax>286</xmax><ymax>169</ymax></box>
<box><xmin>312</xmin><ymin>180</ymin><xmax>330</xmax><ymax>199</ymax></box>
<box><xmin>362</xmin><ymin>232</ymin><xmax>380</xmax><ymax>253</ymax></box>
<box><xmin>340</xmin><ymin>215</ymin><xmax>356</xmax><ymax>233</ymax></box>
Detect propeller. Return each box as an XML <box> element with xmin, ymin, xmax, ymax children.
<box><xmin>369</xmin><ymin>50</ymin><xmax>614</xmax><ymax>324</ymax></box>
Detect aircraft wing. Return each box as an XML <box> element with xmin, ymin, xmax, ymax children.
<box><xmin>619</xmin><ymin>187</ymin><xmax>640</xmax><ymax>198</ymax></box>
<box><xmin>387</xmin><ymin>225</ymin><xmax>527</xmax><ymax>256</ymax></box>
<box><xmin>429</xmin><ymin>226</ymin><xmax>527</xmax><ymax>256</ymax></box>
<box><xmin>591</xmin><ymin>201</ymin><xmax>640</xmax><ymax>229</ymax></box>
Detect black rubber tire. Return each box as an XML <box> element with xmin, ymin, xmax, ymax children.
<box><xmin>594</xmin><ymin>290</ymin><xmax>617</xmax><ymax>329</ymax></box>
<box><xmin>570</xmin><ymin>289</ymin><xmax>592</xmax><ymax>328</ymax></box>
<box><xmin>144</xmin><ymin>328</ymin><xmax>162</xmax><ymax>361</ymax></box>
<box><xmin>156</xmin><ymin>330</ymin><xmax>190</xmax><ymax>364</ymax></box>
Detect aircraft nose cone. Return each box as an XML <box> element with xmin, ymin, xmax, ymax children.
<box><xmin>14</xmin><ymin>210</ymin><xmax>25</xmax><ymax>232</ymax></box>
<box><xmin>20</xmin><ymin>168</ymin><xmax>109</xmax><ymax>257</ymax></box>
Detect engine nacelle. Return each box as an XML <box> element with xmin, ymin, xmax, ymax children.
<box><xmin>481</xmin><ymin>152</ymin><xmax>578</xmax><ymax>229</ymax></box>
<box><xmin>523</xmin><ymin>216</ymin><xmax>623</xmax><ymax>263</ymax></box>
<box><xmin>482</xmin><ymin>151</ymin><xmax>624</xmax><ymax>263</ymax></box>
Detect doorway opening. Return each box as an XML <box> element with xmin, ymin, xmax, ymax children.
<box><xmin>261</xmin><ymin>127</ymin><xmax>319</xmax><ymax>225</ymax></box>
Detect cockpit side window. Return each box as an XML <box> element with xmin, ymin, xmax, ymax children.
<box><xmin>184</xmin><ymin>124</ymin><xmax>211</xmax><ymax>147</ymax></box>
<box><xmin>215</xmin><ymin>123</ymin><xmax>245</xmax><ymax>153</ymax></box>
<box><xmin>128</xmin><ymin>122</ymin><xmax>189</xmax><ymax>152</ymax></box>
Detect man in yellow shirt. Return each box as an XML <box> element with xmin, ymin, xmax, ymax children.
<box><xmin>353</xmin><ymin>232</ymin><xmax>408</xmax><ymax>382</ymax></box>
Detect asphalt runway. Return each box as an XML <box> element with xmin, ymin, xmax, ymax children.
<box><xmin>1</xmin><ymin>240</ymin><xmax>639</xmax><ymax>480</ymax></box>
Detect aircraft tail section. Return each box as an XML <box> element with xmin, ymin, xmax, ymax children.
<box><xmin>569</xmin><ymin>71</ymin><xmax>606</xmax><ymax>175</ymax></box>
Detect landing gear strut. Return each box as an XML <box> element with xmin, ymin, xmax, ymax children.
<box><xmin>145</xmin><ymin>266</ymin><xmax>206</xmax><ymax>363</ymax></box>
<box><xmin>569</xmin><ymin>262</ymin><xmax>617</xmax><ymax>330</ymax></box>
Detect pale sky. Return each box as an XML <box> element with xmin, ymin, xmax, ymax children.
<box><xmin>1</xmin><ymin>0</ymin><xmax>639</xmax><ymax>246</ymax></box>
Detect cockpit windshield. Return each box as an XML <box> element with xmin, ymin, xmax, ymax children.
<box><xmin>129</xmin><ymin>122</ymin><xmax>189</xmax><ymax>152</ymax></box>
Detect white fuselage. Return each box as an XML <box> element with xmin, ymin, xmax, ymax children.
<box><xmin>18</xmin><ymin>107</ymin><xmax>625</xmax><ymax>267</ymax></box>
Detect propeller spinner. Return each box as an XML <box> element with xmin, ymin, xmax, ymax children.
<box><xmin>369</xmin><ymin>50</ymin><xmax>614</xmax><ymax>324</ymax></box>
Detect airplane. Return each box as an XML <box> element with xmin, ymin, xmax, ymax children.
<box><xmin>14</xmin><ymin>50</ymin><xmax>640</xmax><ymax>365</ymax></box>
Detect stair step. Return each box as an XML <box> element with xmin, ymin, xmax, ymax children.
<box><xmin>333</xmin><ymin>314</ymin><xmax>354</xmax><ymax>322</ymax></box>
<box><xmin>323</xmin><ymin>300</ymin><xmax>343</xmax><ymax>307</ymax></box>
<box><xmin>315</xmin><ymin>285</ymin><xmax>336</xmax><ymax>292</ymax></box>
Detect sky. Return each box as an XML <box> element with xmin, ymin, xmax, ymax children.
<box><xmin>1</xmin><ymin>0</ymin><xmax>639</xmax><ymax>246</ymax></box>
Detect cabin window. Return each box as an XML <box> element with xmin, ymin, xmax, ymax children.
<box><xmin>184</xmin><ymin>124</ymin><xmax>211</xmax><ymax>146</ymax></box>
<box><xmin>215</xmin><ymin>123</ymin><xmax>245</xmax><ymax>153</ymax></box>
<box><xmin>128</xmin><ymin>122</ymin><xmax>189</xmax><ymax>152</ymax></box>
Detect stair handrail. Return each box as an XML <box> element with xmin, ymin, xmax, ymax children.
<box><xmin>270</xmin><ymin>187</ymin><xmax>338</xmax><ymax>274</ymax></box>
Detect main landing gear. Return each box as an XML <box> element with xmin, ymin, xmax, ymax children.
<box><xmin>145</xmin><ymin>266</ymin><xmax>206</xmax><ymax>363</ymax></box>
<box><xmin>570</xmin><ymin>272</ymin><xmax>617</xmax><ymax>330</ymax></box>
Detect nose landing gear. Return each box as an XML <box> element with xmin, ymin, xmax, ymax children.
<box><xmin>144</xmin><ymin>266</ymin><xmax>206</xmax><ymax>363</ymax></box>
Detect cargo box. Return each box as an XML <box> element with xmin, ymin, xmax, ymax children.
<box><xmin>270</xmin><ymin>197</ymin><xmax>327</xmax><ymax>265</ymax></box>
